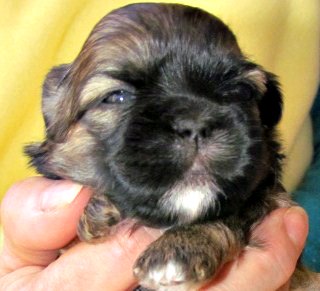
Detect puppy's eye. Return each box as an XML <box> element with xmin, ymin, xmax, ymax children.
<box><xmin>102</xmin><ymin>90</ymin><xmax>136</xmax><ymax>104</ymax></box>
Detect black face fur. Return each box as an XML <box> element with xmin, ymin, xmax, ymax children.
<box><xmin>25</xmin><ymin>3</ymin><xmax>283</xmax><ymax>228</ymax></box>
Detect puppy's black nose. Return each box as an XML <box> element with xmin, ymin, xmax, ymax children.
<box><xmin>173</xmin><ymin>119</ymin><xmax>212</xmax><ymax>142</ymax></box>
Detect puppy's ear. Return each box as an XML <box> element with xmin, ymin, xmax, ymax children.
<box><xmin>246</xmin><ymin>69</ymin><xmax>283</xmax><ymax>128</ymax></box>
<box><xmin>258</xmin><ymin>72</ymin><xmax>283</xmax><ymax>128</ymax></box>
<box><xmin>42</xmin><ymin>64</ymin><xmax>71</xmax><ymax>136</ymax></box>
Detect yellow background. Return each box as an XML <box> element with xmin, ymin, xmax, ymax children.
<box><xmin>0</xmin><ymin>0</ymin><xmax>319</xmax><ymax>198</ymax></box>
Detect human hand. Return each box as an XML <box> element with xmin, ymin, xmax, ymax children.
<box><xmin>0</xmin><ymin>178</ymin><xmax>308</xmax><ymax>291</ymax></box>
<box><xmin>0</xmin><ymin>177</ymin><xmax>162</xmax><ymax>290</ymax></box>
<box><xmin>202</xmin><ymin>206</ymin><xmax>308</xmax><ymax>291</ymax></box>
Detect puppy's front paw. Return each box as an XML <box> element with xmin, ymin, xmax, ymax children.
<box><xmin>77</xmin><ymin>193</ymin><xmax>121</xmax><ymax>242</ymax></box>
<box><xmin>133</xmin><ymin>230</ymin><xmax>217</xmax><ymax>290</ymax></box>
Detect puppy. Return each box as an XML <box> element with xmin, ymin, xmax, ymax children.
<box><xmin>25</xmin><ymin>3</ymin><xmax>315</xmax><ymax>290</ymax></box>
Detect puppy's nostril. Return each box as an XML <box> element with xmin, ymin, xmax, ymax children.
<box><xmin>200</xmin><ymin>127</ymin><xmax>211</xmax><ymax>139</ymax></box>
<box><xmin>173</xmin><ymin>120</ymin><xmax>212</xmax><ymax>141</ymax></box>
<box><xmin>173</xmin><ymin>123</ymin><xmax>196</xmax><ymax>140</ymax></box>
<box><xmin>179</xmin><ymin>129</ymin><xmax>193</xmax><ymax>138</ymax></box>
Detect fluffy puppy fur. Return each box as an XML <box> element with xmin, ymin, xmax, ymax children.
<box><xmin>25</xmin><ymin>3</ymin><xmax>315</xmax><ymax>290</ymax></box>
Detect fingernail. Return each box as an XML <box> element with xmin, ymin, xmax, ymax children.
<box><xmin>283</xmin><ymin>206</ymin><xmax>308</xmax><ymax>250</ymax></box>
<box><xmin>143</xmin><ymin>226</ymin><xmax>164</xmax><ymax>239</ymax></box>
<box><xmin>40</xmin><ymin>180</ymin><xmax>83</xmax><ymax>211</ymax></box>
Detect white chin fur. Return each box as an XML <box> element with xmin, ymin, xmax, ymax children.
<box><xmin>159</xmin><ymin>181</ymin><xmax>219</xmax><ymax>223</ymax></box>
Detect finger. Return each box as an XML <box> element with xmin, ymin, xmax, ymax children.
<box><xmin>31</xmin><ymin>222</ymin><xmax>162</xmax><ymax>291</ymax></box>
<box><xmin>0</xmin><ymin>177</ymin><xmax>91</xmax><ymax>270</ymax></box>
<box><xmin>277</xmin><ymin>281</ymin><xmax>290</xmax><ymax>291</ymax></box>
<box><xmin>0</xmin><ymin>223</ymin><xmax>162</xmax><ymax>291</ymax></box>
<box><xmin>205</xmin><ymin>207</ymin><xmax>308</xmax><ymax>291</ymax></box>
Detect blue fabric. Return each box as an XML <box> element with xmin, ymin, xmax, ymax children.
<box><xmin>293</xmin><ymin>85</ymin><xmax>320</xmax><ymax>272</ymax></box>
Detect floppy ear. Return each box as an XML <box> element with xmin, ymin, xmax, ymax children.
<box><xmin>245</xmin><ymin>68</ymin><xmax>283</xmax><ymax>128</ymax></box>
<box><xmin>42</xmin><ymin>64</ymin><xmax>71</xmax><ymax>136</ymax></box>
<box><xmin>258</xmin><ymin>72</ymin><xmax>283</xmax><ymax>128</ymax></box>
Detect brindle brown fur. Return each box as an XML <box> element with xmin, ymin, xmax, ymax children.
<box><xmin>78</xmin><ymin>193</ymin><xmax>121</xmax><ymax>242</ymax></box>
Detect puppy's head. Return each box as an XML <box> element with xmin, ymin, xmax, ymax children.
<box><xmin>26</xmin><ymin>3</ymin><xmax>283</xmax><ymax>226</ymax></box>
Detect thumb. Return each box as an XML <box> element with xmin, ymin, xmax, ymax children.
<box><xmin>205</xmin><ymin>207</ymin><xmax>308</xmax><ymax>291</ymax></box>
<box><xmin>0</xmin><ymin>177</ymin><xmax>91</xmax><ymax>269</ymax></box>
